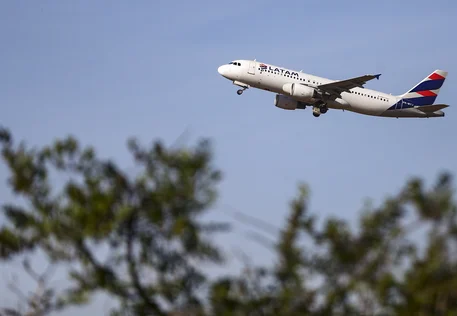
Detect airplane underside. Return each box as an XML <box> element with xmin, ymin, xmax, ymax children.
<box><xmin>287</xmin><ymin>99</ymin><xmax>446</xmax><ymax>118</ymax></box>
<box><xmin>380</xmin><ymin>108</ymin><xmax>445</xmax><ymax>118</ymax></box>
<box><xmin>233</xmin><ymin>81</ymin><xmax>446</xmax><ymax>119</ymax></box>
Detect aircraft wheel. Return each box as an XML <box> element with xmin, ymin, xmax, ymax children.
<box><xmin>237</xmin><ymin>89</ymin><xmax>243</xmax><ymax>95</ymax></box>
<box><xmin>313</xmin><ymin>112</ymin><xmax>320</xmax><ymax>117</ymax></box>
<box><xmin>320</xmin><ymin>107</ymin><xmax>328</xmax><ymax>114</ymax></box>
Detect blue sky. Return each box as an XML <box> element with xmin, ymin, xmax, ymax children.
<box><xmin>1</xmin><ymin>0</ymin><xmax>456</xmax><ymax>314</ymax></box>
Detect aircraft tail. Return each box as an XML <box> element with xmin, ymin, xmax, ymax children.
<box><xmin>398</xmin><ymin>69</ymin><xmax>448</xmax><ymax>106</ymax></box>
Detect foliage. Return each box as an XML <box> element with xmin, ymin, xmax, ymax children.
<box><xmin>0</xmin><ymin>126</ymin><xmax>227</xmax><ymax>315</ymax></box>
<box><xmin>0</xmin><ymin>126</ymin><xmax>456</xmax><ymax>316</ymax></box>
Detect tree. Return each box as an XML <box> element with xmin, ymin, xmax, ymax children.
<box><xmin>0</xmin><ymin>126</ymin><xmax>228</xmax><ymax>315</ymax></box>
<box><xmin>1</xmin><ymin>126</ymin><xmax>457</xmax><ymax>316</ymax></box>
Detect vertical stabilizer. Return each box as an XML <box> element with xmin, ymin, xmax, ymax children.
<box><xmin>398</xmin><ymin>70</ymin><xmax>448</xmax><ymax>106</ymax></box>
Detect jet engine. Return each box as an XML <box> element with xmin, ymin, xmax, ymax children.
<box><xmin>282</xmin><ymin>83</ymin><xmax>318</xmax><ymax>101</ymax></box>
<box><xmin>274</xmin><ymin>94</ymin><xmax>307</xmax><ymax>110</ymax></box>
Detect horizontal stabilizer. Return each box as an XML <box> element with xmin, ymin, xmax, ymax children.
<box><xmin>416</xmin><ymin>103</ymin><xmax>449</xmax><ymax>112</ymax></box>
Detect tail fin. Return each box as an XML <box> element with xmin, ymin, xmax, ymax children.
<box><xmin>399</xmin><ymin>69</ymin><xmax>448</xmax><ymax>106</ymax></box>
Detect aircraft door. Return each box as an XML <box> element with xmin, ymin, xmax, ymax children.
<box><xmin>248</xmin><ymin>61</ymin><xmax>256</xmax><ymax>75</ymax></box>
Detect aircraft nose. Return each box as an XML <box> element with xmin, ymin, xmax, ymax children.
<box><xmin>218</xmin><ymin>65</ymin><xmax>229</xmax><ymax>77</ymax></box>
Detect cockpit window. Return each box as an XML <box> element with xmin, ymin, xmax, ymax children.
<box><xmin>228</xmin><ymin>62</ymin><xmax>241</xmax><ymax>66</ymax></box>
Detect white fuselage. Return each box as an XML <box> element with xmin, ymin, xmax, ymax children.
<box><xmin>217</xmin><ymin>59</ymin><xmax>445</xmax><ymax>118</ymax></box>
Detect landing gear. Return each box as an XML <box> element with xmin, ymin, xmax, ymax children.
<box><xmin>312</xmin><ymin>101</ymin><xmax>328</xmax><ymax>117</ymax></box>
<box><xmin>237</xmin><ymin>86</ymin><xmax>248</xmax><ymax>95</ymax></box>
<box><xmin>233</xmin><ymin>81</ymin><xmax>249</xmax><ymax>95</ymax></box>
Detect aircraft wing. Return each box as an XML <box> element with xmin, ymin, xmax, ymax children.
<box><xmin>317</xmin><ymin>73</ymin><xmax>381</xmax><ymax>95</ymax></box>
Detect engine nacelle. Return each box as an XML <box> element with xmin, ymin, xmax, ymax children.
<box><xmin>274</xmin><ymin>94</ymin><xmax>306</xmax><ymax>110</ymax></box>
<box><xmin>282</xmin><ymin>83</ymin><xmax>317</xmax><ymax>101</ymax></box>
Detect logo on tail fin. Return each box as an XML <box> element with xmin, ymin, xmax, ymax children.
<box><xmin>388</xmin><ymin>70</ymin><xmax>448</xmax><ymax>110</ymax></box>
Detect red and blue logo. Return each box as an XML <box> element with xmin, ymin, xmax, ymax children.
<box><xmin>388</xmin><ymin>70</ymin><xmax>447</xmax><ymax>110</ymax></box>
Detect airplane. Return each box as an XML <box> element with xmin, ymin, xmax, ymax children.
<box><xmin>217</xmin><ymin>59</ymin><xmax>449</xmax><ymax>118</ymax></box>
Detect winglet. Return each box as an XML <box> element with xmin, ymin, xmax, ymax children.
<box><xmin>374</xmin><ymin>74</ymin><xmax>381</xmax><ymax>80</ymax></box>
